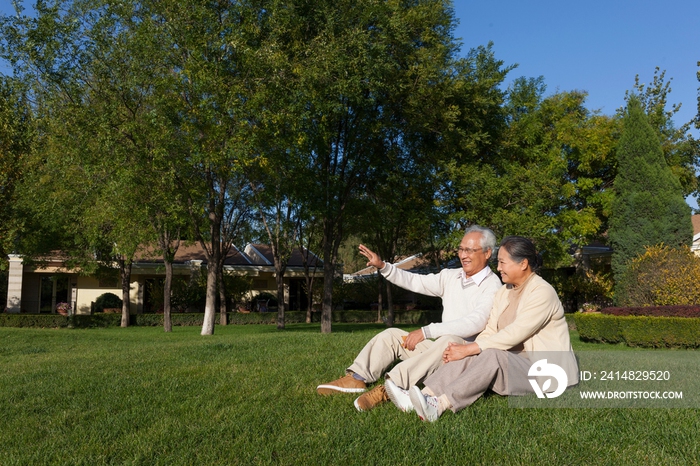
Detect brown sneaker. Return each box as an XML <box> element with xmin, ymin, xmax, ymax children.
<box><xmin>353</xmin><ymin>384</ymin><xmax>388</xmax><ymax>412</ymax></box>
<box><xmin>317</xmin><ymin>374</ymin><xmax>367</xmax><ymax>395</ymax></box>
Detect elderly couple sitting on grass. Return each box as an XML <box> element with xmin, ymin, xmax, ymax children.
<box><xmin>316</xmin><ymin>226</ymin><xmax>578</xmax><ymax>422</ymax></box>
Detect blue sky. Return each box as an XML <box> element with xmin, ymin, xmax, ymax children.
<box><xmin>452</xmin><ymin>0</ymin><xmax>700</xmax><ymax>133</ymax></box>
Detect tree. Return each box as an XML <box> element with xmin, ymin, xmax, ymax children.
<box><xmin>245</xmin><ymin>67</ymin><xmax>307</xmax><ymax>330</ymax></box>
<box><xmin>609</xmin><ymin>96</ymin><xmax>692</xmax><ymax>291</ymax></box>
<box><xmin>358</xmin><ymin>163</ymin><xmax>437</xmax><ymax>326</ymax></box>
<box><xmin>431</xmin><ymin>44</ymin><xmax>513</xmax><ymax>247</ymax></box>
<box><xmin>279</xmin><ymin>0</ymin><xmax>505</xmax><ymax>333</ymax></box>
<box><xmin>1</xmin><ymin>0</ymin><xmax>209</xmax><ymax>328</ymax></box>
<box><xmin>0</xmin><ymin>77</ymin><xmax>31</xmax><ymax>267</ymax></box>
<box><xmin>470</xmin><ymin>79</ymin><xmax>618</xmax><ymax>266</ymax></box>
<box><xmin>296</xmin><ymin>215</ymin><xmax>322</xmax><ymax>323</ymax></box>
<box><xmin>621</xmin><ymin>68</ymin><xmax>699</xmax><ymax>201</ymax></box>
<box><xmin>250</xmin><ymin>190</ymin><xmax>299</xmax><ymax>330</ymax></box>
<box><xmin>143</xmin><ymin>0</ymin><xmax>262</xmax><ymax>335</ymax></box>
<box><xmin>2</xmin><ymin>0</ymin><xmax>199</xmax><ymax>326</ymax></box>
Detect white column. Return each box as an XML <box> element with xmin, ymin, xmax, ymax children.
<box><xmin>6</xmin><ymin>255</ymin><xmax>23</xmax><ymax>313</ymax></box>
<box><xmin>71</xmin><ymin>282</ymin><xmax>78</xmax><ymax>316</ymax></box>
<box><xmin>132</xmin><ymin>279</ymin><xmax>143</xmax><ymax>314</ymax></box>
<box><xmin>187</xmin><ymin>260</ymin><xmax>203</xmax><ymax>283</ymax></box>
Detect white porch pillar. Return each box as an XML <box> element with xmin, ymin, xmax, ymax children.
<box><xmin>71</xmin><ymin>282</ymin><xmax>78</xmax><ymax>316</ymax></box>
<box><xmin>6</xmin><ymin>255</ymin><xmax>23</xmax><ymax>313</ymax></box>
<box><xmin>186</xmin><ymin>260</ymin><xmax>203</xmax><ymax>283</ymax></box>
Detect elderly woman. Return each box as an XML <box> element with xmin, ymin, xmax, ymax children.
<box><xmin>385</xmin><ymin>236</ymin><xmax>578</xmax><ymax>421</ymax></box>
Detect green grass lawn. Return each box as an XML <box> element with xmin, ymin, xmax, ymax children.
<box><xmin>1</xmin><ymin>324</ymin><xmax>699</xmax><ymax>465</ymax></box>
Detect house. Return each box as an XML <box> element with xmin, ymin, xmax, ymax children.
<box><xmin>5</xmin><ymin>243</ymin><xmax>323</xmax><ymax>315</ymax></box>
<box><xmin>692</xmin><ymin>214</ymin><xmax>700</xmax><ymax>256</ymax></box>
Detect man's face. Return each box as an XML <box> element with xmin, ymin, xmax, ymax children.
<box><xmin>457</xmin><ymin>232</ymin><xmax>491</xmax><ymax>276</ymax></box>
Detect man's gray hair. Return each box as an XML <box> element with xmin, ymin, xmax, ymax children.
<box><xmin>464</xmin><ymin>225</ymin><xmax>497</xmax><ymax>252</ymax></box>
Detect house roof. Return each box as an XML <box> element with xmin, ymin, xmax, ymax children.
<box><xmin>27</xmin><ymin>243</ymin><xmax>322</xmax><ymax>269</ymax></box>
<box><xmin>136</xmin><ymin>243</ymin><xmax>322</xmax><ymax>268</ymax></box>
<box><xmin>348</xmin><ymin>252</ymin><xmax>458</xmax><ymax>278</ymax></box>
<box><xmin>692</xmin><ymin>215</ymin><xmax>700</xmax><ymax>237</ymax></box>
<box><xmin>135</xmin><ymin>243</ymin><xmax>254</xmax><ymax>266</ymax></box>
<box><xmin>244</xmin><ymin>244</ymin><xmax>322</xmax><ymax>268</ymax></box>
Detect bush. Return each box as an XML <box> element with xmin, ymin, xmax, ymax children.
<box><xmin>72</xmin><ymin>313</ymin><xmax>123</xmax><ymax>328</ymax></box>
<box><xmin>574</xmin><ymin>312</ymin><xmax>700</xmax><ymax>348</ymax></box>
<box><xmin>94</xmin><ymin>293</ymin><xmax>123</xmax><ymax>313</ymax></box>
<box><xmin>0</xmin><ymin>314</ymin><xmax>70</xmax><ymax>328</ymax></box>
<box><xmin>602</xmin><ymin>305</ymin><xmax>700</xmax><ymax>318</ymax></box>
<box><xmin>0</xmin><ymin>309</ymin><xmax>437</xmax><ymax>328</ymax></box>
<box><xmin>615</xmin><ymin>245</ymin><xmax>700</xmax><ymax>307</ymax></box>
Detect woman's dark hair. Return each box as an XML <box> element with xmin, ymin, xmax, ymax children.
<box><xmin>499</xmin><ymin>236</ymin><xmax>542</xmax><ymax>272</ymax></box>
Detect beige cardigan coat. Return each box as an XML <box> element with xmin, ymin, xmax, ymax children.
<box><xmin>476</xmin><ymin>273</ymin><xmax>579</xmax><ymax>386</ymax></box>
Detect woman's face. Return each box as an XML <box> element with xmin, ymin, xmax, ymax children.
<box><xmin>497</xmin><ymin>247</ymin><xmax>530</xmax><ymax>286</ymax></box>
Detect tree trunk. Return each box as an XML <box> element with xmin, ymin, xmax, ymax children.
<box><xmin>120</xmin><ymin>260</ymin><xmax>132</xmax><ymax>328</ymax></box>
<box><xmin>377</xmin><ymin>275</ymin><xmax>383</xmax><ymax>323</ymax></box>
<box><xmin>386</xmin><ymin>281</ymin><xmax>394</xmax><ymax>327</ymax></box>
<box><xmin>157</xmin><ymin>229</ymin><xmax>179</xmax><ymax>333</ymax></box>
<box><xmin>321</xmin><ymin>236</ymin><xmax>335</xmax><ymax>333</ymax></box>
<box><xmin>276</xmin><ymin>274</ymin><xmax>285</xmax><ymax>329</ymax></box>
<box><xmin>321</xmin><ymin>265</ymin><xmax>333</xmax><ymax>333</ymax></box>
<box><xmin>163</xmin><ymin>259</ymin><xmax>173</xmax><ymax>332</ymax></box>
<box><xmin>305</xmin><ymin>275</ymin><xmax>314</xmax><ymax>324</ymax></box>
<box><xmin>218</xmin><ymin>268</ymin><xmax>228</xmax><ymax>326</ymax></box>
<box><xmin>302</xmin><ymin>258</ymin><xmax>317</xmax><ymax>324</ymax></box>
<box><xmin>201</xmin><ymin>207</ymin><xmax>222</xmax><ymax>335</ymax></box>
<box><xmin>201</xmin><ymin>260</ymin><xmax>219</xmax><ymax>335</ymax></box>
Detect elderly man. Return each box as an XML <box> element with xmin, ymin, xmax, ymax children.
<box><xmin>316</xmin><ymin>225</ymin><xmax>502</xmax><ymax>412</ymax></box>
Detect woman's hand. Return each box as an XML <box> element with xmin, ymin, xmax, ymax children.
<box><xmin>442</xmin><ymin>342</ymin><xmax>481</xmax><ymax>363</ymax></box>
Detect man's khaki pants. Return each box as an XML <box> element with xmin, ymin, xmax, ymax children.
<box><xmin>347</xmin><ymin>327</ymin><xmax>464</xmax><ymax>389</ymax></box>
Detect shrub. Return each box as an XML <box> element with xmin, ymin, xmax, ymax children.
<box><xmin>0</xmin><ymin>314</ymin><xmax>70</xmax><ymax>328</ymax></box>
<box><xmin>0</xmin><ymin>309</ymin><xmax>436</xmax><ymax>328</ymax></box>
<box><xmin>602</xmin><ymin>305</ymin><xmax>700</xmax><ymax>318</ymax></box>
<box><xmin>574</xmin><ymin>313</ymin><xmax>700</xmax><ymax>348</ymax></box>
<box><xmin>94</xmin><ymin>292</ymin><xmax>123</xmax><ymax>313</ymax></box>
<box><xmin>615</xmin><ymin>245</ymin><xmax>700</xmax><ymax>307</ymax></box>
<box><xmin>72</xmin><ymin>313</ymin><xmax>122</xmax><ymax>328</ymax></box>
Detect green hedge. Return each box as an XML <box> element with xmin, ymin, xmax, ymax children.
<box><xmin>73</xmin><ymin>314</ymin><xmax>125</xmax><ymax>328</ymax></box>
<box><xmin>0</xmin><ymin>309</ymin><xmax>437</xmax><ymax>329</ymax></box>
<box><xmin>574</xmin><ymin>312</ymin><xmax>700</xmax><ymax>348</ymax></box>
<box><xmin>0</xmin><ymin>314</ymin><xmax>71</xmax><ymax>328</ymax></box>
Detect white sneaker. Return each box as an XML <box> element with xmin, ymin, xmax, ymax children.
<box><xmin>409</xmin><ymin>386</ymin><xmax>440</xmax><ymax>422</ymax></box>
<box><xmin>385</xmin><ymin>379</ymin><xmax>414</xmax><ymax>412</ymax></box>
